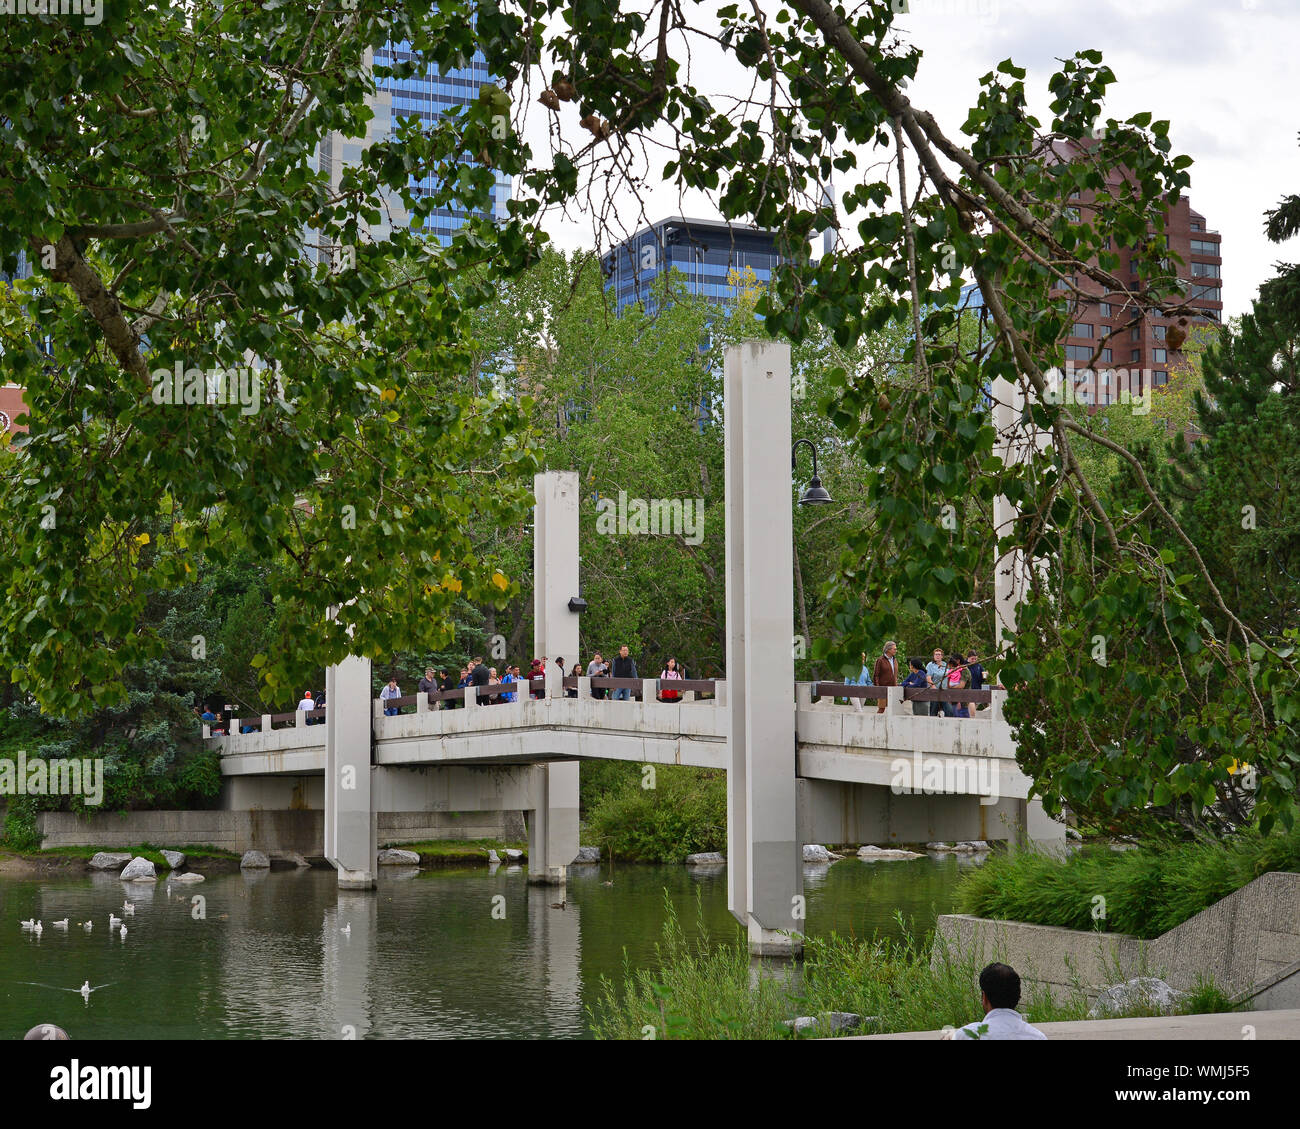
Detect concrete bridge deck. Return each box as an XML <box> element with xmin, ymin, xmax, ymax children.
<box><xmin>216</xmin><ymin>682</ymin><xmax>1026</xmax><ymax>797</ymax></box>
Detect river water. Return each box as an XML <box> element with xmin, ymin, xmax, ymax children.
<box><xmin>1</xmin><ymin>855</ymin><xmax>980</xmax><ymax>1039</ymax></box>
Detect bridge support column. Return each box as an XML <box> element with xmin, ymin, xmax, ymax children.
<box><xmin>725</xmin><ymin>341</ymin><xmax>802</xmax><ymax>957</ymax></box>
<box><xmin>325</xmin><ymin>653</ymin><xmax>376</xmax><ymax>889</ymax></box>
<box><xmin>991</xmin><ymin>377</ymin><xmax>1063</xmax><ymax>844</ymax></box>
<box><xmin>529</xmin><ymin>470</ymin><xmax>581</xmax><ymax>884</ymax></box>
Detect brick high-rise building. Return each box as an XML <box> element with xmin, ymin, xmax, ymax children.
<box><xmin>1052</xmin><ymin>158</ymin><xmax>1223</xmax><ymax>408</ymax></box>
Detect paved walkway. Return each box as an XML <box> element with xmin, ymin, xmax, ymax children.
<box><xmin>853</xmin><ymin>1009</ymin><xmax>1300</xmax><ymax>1040</ymax></box>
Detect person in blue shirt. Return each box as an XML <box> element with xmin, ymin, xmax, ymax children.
<box><xmin>501</xmin><ymin>667</ymin><xmax>516</xmax><ymax>703</ymax></box>
<box><xmin>846</xmin><ymin>651</ymin><xmax>874</xmax><ymax>710</ymax></box>
<box><xmin>925</xmin><ymin>648</ymin><xmax>951</xmax><ymax>717</ymax></box>
<box><xmin>902</xmin><ymin>658</ymin><xmax>929</xmax><ymax>715</ymax></box>
<box><xmin>380</xmin><ymin>677</ymin><xmax>402</xmax><ymax>716</ymax></box>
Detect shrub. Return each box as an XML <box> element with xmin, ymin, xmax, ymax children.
<box><xmin>585</xmin><ymin>765</ymin><xmax>726</xmax><ymax>862</ymax></box>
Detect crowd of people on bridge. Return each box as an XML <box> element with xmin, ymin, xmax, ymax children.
<box><xmin>203</xmin><ymin>639</ymin><xmax>997</xmax><ymax>727</ymax></box>
<box><xmin>844</xmin><ymin>642</ymin><xmax>997</xmax><ymax>718</ymax></box>
<box><xmin>372</xmin><ymin>645</ymin><xmax>691</xmax><ymax>713</ymax></box>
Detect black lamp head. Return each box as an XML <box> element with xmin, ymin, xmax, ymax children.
<box><xmin>799</xmin><ymin>476</ymin><xmax>833</xmax><ymax>505</ymax></box>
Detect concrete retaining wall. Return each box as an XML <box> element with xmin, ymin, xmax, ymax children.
<box><xmin>37</xmin><ymin>808</ymin><xmax>525</xmax><ymax>854</ymax></box>
<box><xmin>934</xmin><ymin>870</ymin><xmax>1300</xmax><ymax>1009</ymax></box>
<box><xmin>933</xmin><ymin>914</ymin><xmax>1143</xmax><ymax>1005</ymax></box>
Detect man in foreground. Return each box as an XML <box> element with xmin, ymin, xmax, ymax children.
<box><xmin>947</xmin><ymin>963</ymin><xmax>1047</xmax><ymax>1040</ymax></box>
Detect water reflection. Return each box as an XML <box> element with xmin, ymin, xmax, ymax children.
<box><xmin>1</xmin><ymin>855</ymin><xmax>975</xmax><ymax>1039</ymax></box>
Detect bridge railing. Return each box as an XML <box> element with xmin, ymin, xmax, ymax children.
<box><xmin>811</xmin><ymin>682</ymin><xmax>993</xmax><ymax>706</ymax></box>
<box><xmin>204</xmin><ymin>707</ymin><xmax>326</xmax><ymax>737</ymax></box>
<box><xmin>211</xmin><ymin>676</ymin><xmax>1003</xmax><ymax>741</ymax></box>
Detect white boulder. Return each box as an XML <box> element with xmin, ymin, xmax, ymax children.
<box><xmin>1090</xmin><ymin>978</ymin><xmax>1187</xmax><ymax>1018</ymax></box>
<box><xmin>858</xmin><ymin>845</ymin><xmax>925</xmax><ymax>860</ymax></box>
<box><xmin>239</xmin><ymin>850</ymin><xmax>270</xmax><ymax>869</ymax></box>
<box><xmin>119</xmin><ymin>856</ymin><xmax>157</xmax><ymax>881</ymax></box>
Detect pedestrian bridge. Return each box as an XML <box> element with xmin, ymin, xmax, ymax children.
<box><xmin>206</xmin><ymin>344</ymin><xmax>1063</xmax><ymax>955</ymax></box>
<box><xmin>213</xmin><ymin>677</ymin><xmax>1054</xmax><ymax>868</ymax></box>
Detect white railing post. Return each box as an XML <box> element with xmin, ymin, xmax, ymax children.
<box><xmin>295</xmin><ymin>709</ymin><xmax>306</xmax><ymax>728</ymax></box>
<box><xmin>795</xmin><ymin>682</ymin><xmax>814</xmax><ymax>710</ymax></box>
<box><xmin>578</xmin><ymin>676</ymin><xmax>592</xmax><ymax>699</ymax></box>
<box><xmin>261</xmin><ymin>713</ymin><xmax>271</xmax><ymax>733</ymax></box>
<box><xmin>416</xmin><ymin>691</ymin><xmax>428</xmax><ymax>715</ymax></box>
<box><xmin>888</xmin><ymin>685</ymin><xmax>905</xmax><ymax>715</ymax></box>
<box><xmin>642</xmin><ymin>677</ymin><xmax>657</xmax><ymax>704</ymax></box>
<box><xmin>714</xmin><ymin>679</ymin><xmax>727</xmax><ymax>709</ymax></box>
<box><xmin>465</xmin><ymin>685</ymin><xmax>478</xmax><ymax>709</ymax></box>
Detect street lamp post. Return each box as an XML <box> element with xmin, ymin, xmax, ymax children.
<box><xmin>791</xmin><ymin>438</ymin><xmax>832</xmax><ymax>505</ymax></box>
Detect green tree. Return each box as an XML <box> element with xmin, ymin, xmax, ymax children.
<box><xmin>0</xmin><ymin>4</ymin><xmax>541</xmax><ymax>715</ymax></box>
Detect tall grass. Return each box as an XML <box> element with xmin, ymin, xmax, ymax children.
<box><xmin>585</xmin><ymin>894</ymin><xmax>1239</xmax><ymax>1039</ymax></box>
<box><xmin>955</xmin><ymin>825</ymin><xmax>1300</xmax><ymax>939</ymax></box>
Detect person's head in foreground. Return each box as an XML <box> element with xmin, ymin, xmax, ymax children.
<box><xmin>946</xmin><ymin>963</ymin><xmax>1046</xmax><ymax>1041</ymax></box>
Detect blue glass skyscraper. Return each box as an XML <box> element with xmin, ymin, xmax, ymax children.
<box><xmin>601</xmin><ymin>217</ymin><xmax>788</xmax><ymax>314</ymax></box>
<box><xmin>372</xmin><ymin>41</ymin><xmax>511</xmax><ymax>243</ymax></box>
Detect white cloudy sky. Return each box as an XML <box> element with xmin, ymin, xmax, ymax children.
<box><xmin>535</xmin><ymin>0</ymin><xmax>1298</xmax><ymax>319</ymax></box>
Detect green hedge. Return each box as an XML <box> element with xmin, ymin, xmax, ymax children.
<box><xmin>955</xmin><ymin>826</ymin><xmax>1300</xmax><ymax>939</ymax></box>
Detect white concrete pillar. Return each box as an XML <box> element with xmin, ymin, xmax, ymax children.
<box><xmin>325</xmin><ymin>653</ymin><xmax>376</xmax><ymax>889</ymax></box>
<box><xmin>527</xmin><ymin>760</ymin><xmax>579</xmax><ymax>886</ymax></box>
<box><xmin>529</xmin><ymin>471</ymin><xmax>581</xmax><ymax>884</ymax></box>
<box><xmin>991</xmin><ymin>376</ymin><xmax>1058</xmax><ymax>843</ymax></box>
<box><xmin>991</xmin><ymin>376</ymin><xmax>1049</xmax><ymax>646</ymax></box>
<box><xmin>724</xmin><ymin>341</ymin><xmax>802</xmax><ymax>957</ymax></box>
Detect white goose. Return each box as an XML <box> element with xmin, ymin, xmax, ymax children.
<box><xmin>121</xmin><ymin>902</ymin><xmax>135</xmax><ymax>916</ymax></box>
<box><xmin>119</xmin><ymin>923</ymin><xmax>127</xmax><ymax>940</ymax></box>
<box><xmin>340</xmin><ymin>923</ymin><xmax>351</xmax><ymax>935</ymax></box>
<box><xmin>81</xmin><ymin>920</ymin><xmax>93</xmax><ymax>932</ymax></box>
<box><xmin>33</xmin><ymin>920</ymin><xmax>43</xmax><ymax>935</ymax></box>
<box><xmin>52</xmin><ymin>918</ymin><xmax>69</xmax><ymax>930</ymax></box>
<box><xmin>108</xmin><ymin>913</ymin><xmax>122</xmax><ymax>928</ymax></box>
<box><xmin>20</xmin><ymin>919</ymin><xmax>35</xmax><ymax>931</ymax></box>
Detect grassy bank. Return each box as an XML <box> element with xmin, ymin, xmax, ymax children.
<box><xmin>3</xmin><ymin>843</ymin><xmax>239</xmax><ymax>866</ymax></box>
<box><xmin>954</xmin><ymin>825</ymin><xmax>1300</xmax><ymax>939</ymax></box>
<box><xmin>586</xmin><ymin>894</ymin><xmax>1237</xmax><ymax>1039</ymax></box>
<box><xmin>379</xmin><ymin>838</ymin><xmax>527</xmax><ymax>866</ymax></box>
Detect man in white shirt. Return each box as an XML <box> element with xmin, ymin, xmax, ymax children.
<box><xmin>297</xmin><ymin>691</ymin><xmax>314</xmax><ymax>711</ymax></box>
<box><xmin>948</xmin><ymin>963</ymin><xmax>1047</xmax><ymax>1040</ymax></box>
